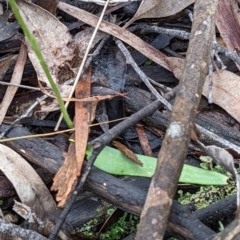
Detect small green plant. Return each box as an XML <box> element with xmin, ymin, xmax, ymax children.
<box><xmin>218</xmin><ymin>221</ymin><xmax>225</xmax><ymax>231</ymax></box>
<box><xmin>86</xmin><ymin>146</ymin><xmax>229</xmax><ymax>186</ymax></box>
<box><xmin>101</xmin><ymin>213</ymin><xmax>139</xmax><ymax>240</ymax></box>
<box><xmin>145</xmin><ymin>59</ymin><xmax>152</xmax><ymax>65</ymax></box>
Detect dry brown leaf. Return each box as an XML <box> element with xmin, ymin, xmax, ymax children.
<box><xmin>16</xmin><ymin>0</ymin><xmax>76</xmax><ymax>86</ymax></box>
<box><xmin>58</xmin><ymin>1</ymin><xmax>170</xmax><ymax>71</ymax></box>
<box><xmin>51</xmin><ymin>68</ymin><xmax>95</xmax><ymax>207</ymax></box>
<box><xmin>165</xmin><ymin>58</ymin><xmax>240</xmax><ymax>126</ymax></box>
<box><xmin>0</xmin><ymin>144</ymin><xmax>60</xmax><ymax>235</ymax></box>
<box><xmin>202</xmin><ymin>70</ymin><xmax>240</xmax><ymax>123</ymax></box>
<box><xmin>197</xmin><ymin>140</ymin><xmax>240</xmax><ymax>217</ymax></box>
<box><xmin>51</xmin><ymin>135</ymin><xmax>79</xmax><ymax>207</ymax></box>
<box><xmin>125</xmin><ymin>0</ymin><xmax>195</xmax><ymax>28</ymax></box>
<box><xmin>0</xmin><ymin>44</ymin><xmax>27</xmax><ymax>124</ymax></box>
<box><xmin>74</xmin><ymin>68</ymin><xmax>92</xmax><ymax>176</ymax></box>
<box><xmin>216</xmin><ymin>0</ymin><xmax>240</xmax><ymax>70</ymax></box>
<box><xmin>112</xmin><ymin>140</ymin><xmax>143</xmax><ymax>166</ymax></box>
<box><xmin>135</xmin><ymin>124</ymin><xmax>153</xmax><ymax>157</ymax></box>
<box><xmin>74</xmin><ymin>28</ymin><xmax>107</xmax><ymax>59</ymax></box>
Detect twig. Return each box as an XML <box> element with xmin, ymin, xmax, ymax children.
<box><xmin>0</xmin><ymin>81</ymin><xmax>41</xmax><ymax>91</ymax></box>
<box><xmin>196</xmin><ymin>125</ymin><xmax>240</xmax><ymax>154</ymax></box>
<box><xmin>212</xmin><ymin>43</ymin><xmax>240</xmax><ymax>65</ymax></box>
<box><xmin>55</xmin><ymin>0</ymin><xmax>110</xmax><ymax>130</ymax></box>
<box><xmin>140</xmin><ymin>24</ymin><xmax>240</xmax><ymax>65</ymax></box>
<box><xmin>0</xmin><ymin>218</ymin><xmax>47</xmax><ymax>240</ymax></box>
<box><xmin>163</xmin><ymin>46</ymin><xmax>184</xmax><ymax>58</ymax></box>
<box><xmin>141</xmin><ymin>25</ymin><xmax>191</xmax><ymax>40</ymax></box>
<box><xmin>88</xmin><ymin>88</ymin><xmax>176</xmax><ymax>148</ymax></box>
<box><xmin>48</xmin><ymin>146</ymin><xmax>104</xmax><ymax>240</ymax></box>
<box><xmin>77</xmin><ymin>0</ymin><xmax>140</xmax><ymax>5</ymax></box>
<box><xmin>135</xmin><ymin>0</ymin><xmax>218</xmax><ymax>239</ymax></box>
<box><xmin>0</xmin><ymin>127</ymin><xmax>74</xmax><ymax>143</ymax></box>
<box><xmin>115</xmin><ymin>39</ymin><xmax>172</xmax><ymax>110</ymax></box>
<box><xmin>184</xmin><ymin>9</ymin><xmax>193</xmax><ymax>22</ymax></box>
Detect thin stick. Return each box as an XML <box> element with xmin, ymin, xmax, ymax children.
<box><xmin>115</xmin><ymin>39</ymin><xmax>172</xmax><ymax>110</ymax></box>
<box><xmin>0</xmin><ymin>81</ymin><xmax>41</xmax><ymax>91</ymax></box>
<box><xmin>136</xmin><ymin>0</ymin><xmax>218</xmax><ymax>238</ymax></box>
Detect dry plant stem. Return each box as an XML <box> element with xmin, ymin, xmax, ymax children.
<box><xmin>54</xmin><ymin>0</ymin><xmax>110</xmax><ymax>131</ymax></box>
<box><xmin>135</xmin><ymin>0</ymin><xmax>218</xmax><ymax>239</ymax></box>
<box><xmin>0</xmin><ymin>118</ymin><xmax>126</xmax><ymax>143</ymax></box>
<box><xmin>0</xmin><ymin>218</ymin><xmax>47</xmax><ymax>240</ymax></box>
<box><xmin>78</xmin><ymin>0</ymin><xmax>140</xmax><ymax>5</ymax></box>
<box><xmin>0</xmin><ymin>128</ymin><xmax>74</xmax><ymax>143</ymax></box>
<box><xmin>0</xmin><ymin>43</ymin><xmax>27</xmax><ymax>124</ymax></box>
<box><xmin>115</xmin><ymin>39</ymin><xmax>172</xmax><ymax>110</ymax></box>
<box><xmin>48</xmin><ymin>146</ymin><xmax>104</xmax><ymax>240</ymax></box>
<box><xmin>141</xmin><ymin>25</ymin><xmax>191</xmax><ymax>40</ymax></box>
<box><xmin>0</xmin><ymin>81</ymin><xmax>40</xmax><ymax>91</ymax></box>
<box><xmin>0</xmin><ymin>94</ymin><xmax>48</xmax><ymax>139</ymax></box>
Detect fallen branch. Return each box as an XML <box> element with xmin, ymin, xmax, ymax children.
<box><xmin>0</xmin><ymin>218</ymin><xmax>48</xmax><ymax>240</ymax></box>
<box><xmin>135</xmin><ymin>0</ymin><xmax>219</xmax><ymax>239</ymax></box>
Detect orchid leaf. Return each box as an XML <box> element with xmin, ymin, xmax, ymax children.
<box><xmin>86</xmin><ymin>146</ymin><xmax>229</xmax><ymax>185</ymax></box>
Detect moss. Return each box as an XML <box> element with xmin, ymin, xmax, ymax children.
<box><xmin>100</xmin><ymin>213</ymin><xmax>139</xmax><ymax>240</ymax></box>
<box><xmin>178</xmin><ymin>177</ymin><xmax>236</xmax><ymax>209</ymax></box>
<box><xmin>76</xmin><ymin>204</ymin><xmax>139</xmax><ymax>239</ymax></box>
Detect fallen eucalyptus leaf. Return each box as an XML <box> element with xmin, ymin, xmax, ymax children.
<box><xmin>202</xmin><ymin>70</ymin><xmax>240</xmax><ymax>123</ymax></box>
<box><xmin>58</xmin><ymin>1</ymin><xmax>170</xmax><ymax>70</ymax></box>
<box><xmin>86</xmin><ymin>146</ymin><xmax>228</xmax><ymax>185</ymax></box>
<box><xmin>0</xmin><ymin>144</ymin><xmax>61</xmax><ymax>236</ymax></box>
<box><xmin>16</xmin><ymin>0</ymin><xmax>76</xmax><ymax>85</ymax></box>
<box><xmin>125</xmin><ymin>0</ymin><xmax>195</xmax><ymax>28</ymax></box>
<box><xmin>197</xmin><ymin>141</ymin><xmax>240</xmax><ymax>217</ymax></box>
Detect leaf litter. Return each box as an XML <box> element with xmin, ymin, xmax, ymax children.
<box><xmin>2</xmin><ymin>0</ymin><xmax>240</xmax><ymax>239</ymax></box>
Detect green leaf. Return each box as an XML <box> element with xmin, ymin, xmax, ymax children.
<box><xmin>86</xmin><ymin>146</ymin><xmax>229</xmax><ymax>185</ymax></box>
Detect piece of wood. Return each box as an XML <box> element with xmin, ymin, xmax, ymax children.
<box><xmin>135</xmin><ymin>0</ymin><xmax>218</xmax><ymax>239</ymax></box>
